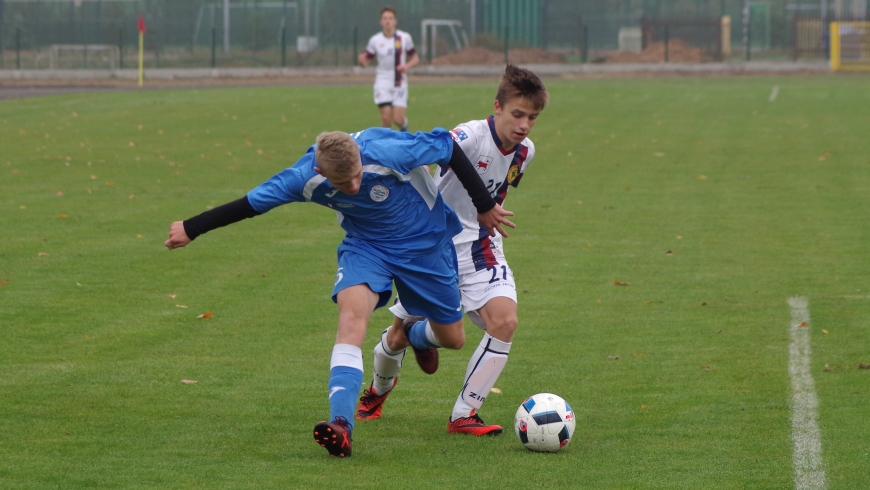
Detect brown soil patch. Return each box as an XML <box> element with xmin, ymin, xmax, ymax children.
<box><xmin>606</xmin><ymin>39</ymin><xmax>708</xmax><ymax>63</ymax></box>
<box><xmin>431</xmin><ymin>46</ymin><xmax>566</xmax><ymax>65</ymax></box>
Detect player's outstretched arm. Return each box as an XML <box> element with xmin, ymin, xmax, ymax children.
<box><xmin>164</xmin><ymin>196</ymin><xmax>261</xmax><ymax>250</ymax></box>
<box><xmin>444</xmin><ymin>140</ymin><xmax>515</xmax><ymax>237</ymax></box>
<box><xmin>478</xmin><ymin>203</ymin><xmax>516</xmax><ymax>238</ymax></box>
<box><xmin>357</xmin><ymin>52</ymin><xmax>371</xmax><ymax>67</ymax></box>
<box><xmin>165</xmin><ymin>221</ymin><xmax>191</xmax><ymax>249</ymax></box>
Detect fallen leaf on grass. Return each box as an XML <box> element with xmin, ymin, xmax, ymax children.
<box><xmin>665</xmin><ymin>250</ymin><xmax>673</xmax><ymax>256</ymax></box>
<box><xmin>180</xmin><ymin>379</ymin><xmax>199</xmax><ymax>384</ymax></box>
<box><xmin>0</xmin><ymin>281</ymin><xmax>8</xmax><ymax>286</ymax></box>
<box><xmin>822</xmin><ymin>329</ymin><xmax>829</xmax><ymax>334</ymax></box>
<box><xmin>824</xmin><ymin>364</ymin><xmax>832</xmax><ymax>372</ymax></box>
<box><xmin>795</xmin><ymin>321</ymin><xmax>808</xmax><ymax>327</ymax></box>
<box><xmin>176</xmin><ymin>305</ymin><xmax>188</xmax><ymax>309</ymax></box>
<box><xmin>58</xmin><ymin>214</ymin><xmax>68</xmax><ymax>219</ymax></box>
<box><xmin>613</xmin><ymin>280</ymin><xmax>629</xmax><ymax>286</ymax></box>
<box><xmin>634</xmin><ymin>353</ymin><xmax>645</xmax><ymax>357</ymax></box>
<box><xmin>607</xmin><ymin>355</ymin><xmax>620</xmax><ymax>360</ymax></box>
<box><xmin>167</xmin><ymin>294</ymin><xmax>177</xmax><ymax>299</ymax></box>
<box><xmin>858</xmin><ymin>363</ymin><xmax>870</xmax><ymax>370</ymax></box>
<box><xmin>490</xmin><ymin>387</ymin><xmax>502</xmax><ymax>394</ymax></box>
<box><xmin>38</xmin><ymin>252</ymin><xmax>48</xmax><ymax>256</ymax></box>
<box><xmin>197</xmin><ymin>311</ymin><xmax>213</xmax><ymax>319</ymax></box>
<box><xmin>698</xmin><ymin>175</ymin><xmax>707</xmax><ymax>180</ymax></box>
<box><xmin>641</xmin><ymin>404</ymin><xmax>648</xmax><ymax>409</ymax></box>
<box><xmin>701</xmin><ymin>365</ymin><xmax>712</xmax><ymax>371</ymax></box>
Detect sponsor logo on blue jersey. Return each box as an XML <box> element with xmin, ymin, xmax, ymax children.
<box><xmin>450</xmin><ymin>129</ymin><xmax>468</xmax><ymax>142</ymax></box>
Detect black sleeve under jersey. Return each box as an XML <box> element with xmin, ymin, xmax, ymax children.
<box><xmin>446</xmin><ymin>140</ymin><xmax>496</xmax><ymax>214</ymax></box>
<box><xmin>182</xmin><ymin>196</ymin><xmax>261</xmax><ymax>241</ymax></box>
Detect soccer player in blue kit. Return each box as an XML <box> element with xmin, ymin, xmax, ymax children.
<box><xmin>164</xmin><ymin>128</ymin><xmax>514</xmax><ymax>458</ymax></box>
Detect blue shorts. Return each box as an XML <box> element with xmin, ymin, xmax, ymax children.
<box><xmin>332</xmin><ymin>242</ymin><xmax>462</xmax><ymax>325</ymax></box>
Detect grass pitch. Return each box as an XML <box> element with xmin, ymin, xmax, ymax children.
<box><xmin>1</xmin><ymin>75</ymin><xmax>869</xmax><ymax>488</ymax></box>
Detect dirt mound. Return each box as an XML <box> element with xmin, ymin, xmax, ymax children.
<box><xmin>606</xmin><ymin>39</ymin><xmax>707</xmax><ymax>63</ymax></box>
<box><xmin>431</xmin><ymin>46</ymin><xmax>566</xmax><ymax>65</ymax></box>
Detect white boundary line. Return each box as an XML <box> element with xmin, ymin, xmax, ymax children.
<box><xmin>788</xmin><ymin>297</ymin><xmax>826</xmax><ymax>490</ymax></box>
<box><xmin>769</xmin><ymin>86</ymin><xmax>780</xmax><ymax>102</ymax></box>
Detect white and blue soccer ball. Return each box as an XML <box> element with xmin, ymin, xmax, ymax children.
<box><xmin>514</xmin><ymin>393</ymin><xmax>576</xmax><ymax>452</ymax></box>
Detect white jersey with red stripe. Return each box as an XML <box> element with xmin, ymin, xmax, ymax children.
<box><xmin>364</xmin><ymin>30</ymin><xmax>416</xmax><ymax>88</ymax></box>
<box><xmin>436</xmin><ymin>116</ymin><xmax>535</xmax><ymax>272</ymax></box>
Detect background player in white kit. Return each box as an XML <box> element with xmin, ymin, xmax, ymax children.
<box><xmin>357</xmin><ymin>6</ymin><xmax>419</xmax><ymax>132</ymax></box>
<box><xmin>356</xmin><ymin>65</ymin><xmax>549</xmax><ymax>436</ymax></box>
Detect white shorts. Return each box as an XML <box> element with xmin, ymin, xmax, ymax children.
<box><xmin>390</xmin><ymin>238</ymin><xmax>516</xmax><ymax>330</ymax></box>
<box><xmin>373</xmin><ymin>81</ymin><xmax>408</xmax><ymax>108</ymax></box>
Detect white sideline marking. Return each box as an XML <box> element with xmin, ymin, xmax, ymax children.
<box><xmin>769</xmin><ymin>86</ymin><xmax>780</xmax><ymax>102</ymax></box>
<box><xmin>788</xmin><ymin>297</ymin><xmax>826</xmax><ymax>490</ymax></box>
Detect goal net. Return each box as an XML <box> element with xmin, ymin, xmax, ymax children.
<box><xmin>830</xmin><ymin>22</ymin><xmax>870</xmax><ymax>71</ymax></box>
<box><xmin>49</xmin><ymin>44</ymin><xmax>120</xmax><ymax>70</ymax></box>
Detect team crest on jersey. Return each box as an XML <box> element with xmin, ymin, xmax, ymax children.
<box><xmin>450</xmin><ymin>129</ymin><xmax>468</xmax><ymax>142</ymax></box>
<box><xmin>475</xmin><ymin>156</ymin><xmax>494</xmax><ymax>173</ymax></box>
<box><xmin>370</xmin><ymin>185</ymin><xmax>389</xmax><ymax>202</ymax></box>
<box><xmin>507</xmin><ymin>165</ymin><xmax>519</xmax><ymax>184</ymax></box>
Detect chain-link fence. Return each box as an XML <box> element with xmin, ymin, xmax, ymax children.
<box><xmin>0</xmin><ymin>0</ymin><xmax>868</xmax><ymax>69</ymax></box>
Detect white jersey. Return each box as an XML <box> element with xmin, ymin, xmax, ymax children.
<box><xmin>364</xmin><ymin>30</ymin><xmax>416</xmax><ymax>88</ymax></box>
<box><xmin>437</xmin><ymin>117</ymin><xmax>535</xmax><ymax>269</ymax></box>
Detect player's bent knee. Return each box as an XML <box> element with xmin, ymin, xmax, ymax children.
<box><xmin>488</xmin><ymin>316</ymin><xmax>518</xmax><ymax>342</ymax></box>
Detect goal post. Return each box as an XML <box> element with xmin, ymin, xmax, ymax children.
<box><xmin>49</xmin><ymin>44</ymin><xmax>120</xmax><ymax>70</ymax></box>
<box><xmin>830</xmin><ymin>22</ymin><xmax>870</xmax><ymax>71</ymax></box>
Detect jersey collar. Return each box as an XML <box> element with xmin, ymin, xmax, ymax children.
<box><xmin>487</xmin><ymin>115</ymin><xmax>517</xmax><ymax>156</ymax></box>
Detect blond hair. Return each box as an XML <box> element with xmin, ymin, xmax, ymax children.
<box><xmin>315</xmin><ymin>131</ymin><xmax>360</xmax><ymax>176</ymax></box>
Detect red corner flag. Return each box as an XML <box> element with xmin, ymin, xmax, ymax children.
<box><xmin>137</xmin><ymin>14</ymin><xmax>146</xmax><ymax>34</ymax></box>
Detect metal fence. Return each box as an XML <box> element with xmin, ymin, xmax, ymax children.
<box><xmin>0</xmin><ymin>0</ymin><xmax>869</xmax><ymax>69</ymax></box>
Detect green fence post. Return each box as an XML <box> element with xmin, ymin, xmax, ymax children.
<box><xmin>504</xmin><ymin>24</ymin><xmax>509</xmax><ymax>64</ymax></box>
<box><xmin>665</xmin><ymin>25</ymin><xmax>671</xmax><ymax>63</ymax></box>
<box><xmin>119</xmin><ymin>27</ymin><xmax>124</xmax><ymax>69</ymax></box>
<box><xmin>281</xmin><ymin>26</ymin><xmax>286</xmax><ymax>67</ymax></box>
<box><xmin>211</xmin><ymin>27</ymin><xmax>216</xmax><ymax>68</ymax></box>
<box><xmin>15</xmin><ymin>27</ymin><xmax>19</xmax><ymax>69</ymax></box>
<box><xmin>582</xmin><ymin>25</ymin><xmax>588</xmax><ymax>63</ymax></box>
<box><xmin>353</xmin><ymin>27</ymin><xmax>358</xmax><ymax>65</ymax></box>
<box><xmin>746</xmin><ymin>11</ymin><xmax>751</xmax><ymax>61</ymax></box>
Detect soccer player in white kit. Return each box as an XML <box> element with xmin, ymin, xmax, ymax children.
<box><xmin>357</xmin><ymin>6</ymin><xmax>419</xmax><ymax>132</ymax></box>
<box><xmin>356</xmin><ymin>65</ymin><xmax>549</xmax><ymax>436</ymax></box>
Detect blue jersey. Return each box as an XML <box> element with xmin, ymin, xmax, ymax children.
<box><xmin>246</xmin><ymin>128</ymin><xmax>462</xmax><ymax>259</ymax></box>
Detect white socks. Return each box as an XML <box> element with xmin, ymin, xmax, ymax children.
<box><xmin>451</xmin><ymin>333</ymin><xmax>511</xmax><ymax>421</ymax></box>
<box><xmin>371</xmin><ymin>328</ymin><xmax>404</xmax><ymax>395</ymax></box>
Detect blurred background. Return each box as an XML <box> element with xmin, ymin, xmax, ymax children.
<box><xmin>0</xmin><ymin>0</ymin><xmax>867</xmax><ymax>69</ymax></box>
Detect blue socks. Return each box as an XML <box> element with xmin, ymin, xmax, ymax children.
<box><xmin>406</xmin><ymin>320</ymin><xmax>440</xmax><ymax>350</ymax></box>
<box><xmin>328</xmin><ymin>344</ymin><xmax>364</xmax><ymax>432</ymax></box>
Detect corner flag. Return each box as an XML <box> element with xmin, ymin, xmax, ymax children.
<box><xmin>137</xmin><ymin>14</ymin><xmax>146</xmax><ymax>87</ymax></box>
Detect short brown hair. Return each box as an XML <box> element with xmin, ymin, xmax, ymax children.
<box><xmin>495</xmin><ymin>64</ymin><xmax>548</xmax><ymax>111</ymax></box>
<box><xmin>380</xmin><ymin>6</ymin><xmax>396</xmax><ymax>18</ymax></box>
<box><xmin>315</xmin><ymin>131</ymin><xmax>360</xmax><ymax>176</ymax></box>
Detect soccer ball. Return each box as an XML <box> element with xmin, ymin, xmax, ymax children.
<box><xmin>514</xmin><ymin>393</ymin><xmax>576</xmax><ymax>452</ymax></box>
